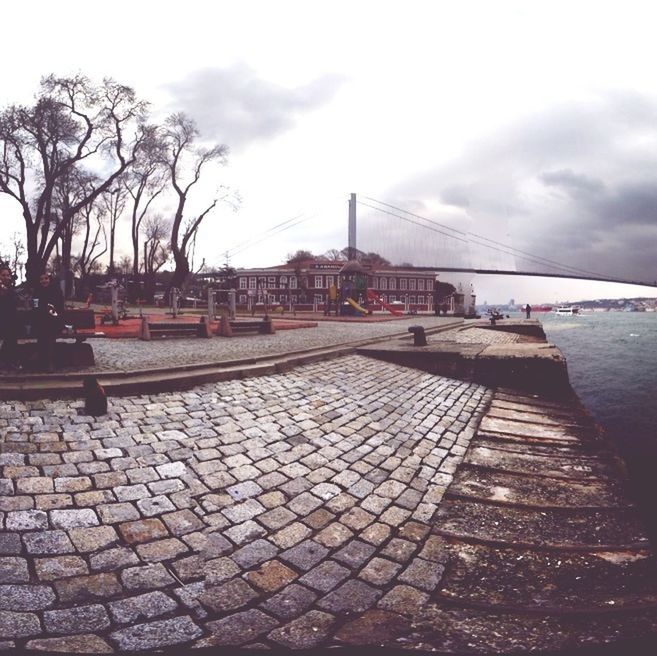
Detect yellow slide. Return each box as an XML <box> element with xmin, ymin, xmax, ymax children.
<box><xmin>347</xmin><ymin>297</ymin><xmax>368</xmax><ymax>314</ymax></box>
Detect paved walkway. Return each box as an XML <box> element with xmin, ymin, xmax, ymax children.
<box><xmin>0</xmin><ymin>355</ymin><xmax>491</xmax><ymax>651</ymax></box>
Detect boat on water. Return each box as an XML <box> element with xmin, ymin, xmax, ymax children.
<box><xmin>554</xmin><ymin>306</ymin><xmax>580</xmax><ymax>316</ymax></box>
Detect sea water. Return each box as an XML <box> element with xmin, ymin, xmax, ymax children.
<box><xmin>539</xmin><ymin>311</ymin><xmax>657</xmax><ymax>536</ymax></box>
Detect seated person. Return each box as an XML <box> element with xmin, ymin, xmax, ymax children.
<box><xmin>33</xmin><ymin>271</ymin><xmax>65</xmax><ymax>372</ymax></box>
<box><xmin>0</xmin><ymin>264</ymin><xmax>19</xmax><ymax>370</ymax></box>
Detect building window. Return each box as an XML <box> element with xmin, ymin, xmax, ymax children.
<box><xmin>280</xmin><ymin>275</ymin><xmax>287</xmax><ymax>286</ymax></box>
<box><xmin>290</xmin><ymin>276</ymin><xmax>297</xmax><ymax>289</ymax></box>
<box><xmin>400</xmin><ymin>279</ymin><xmax>407</xmax><ymax>290</ymax></box>
<box><xmin>418</xmin><ymin>279</ymin><xmax>425</xmax><ymax>291</ymax></box>
<box><xmin>380</xmin><ymin>278</ymin><xmax>387</xmax><ymax>290</ymax></box>
<box><xmin>418</xmin><ymin>295</ymin><xmax>425</xmax><ymax>304</ymax></box>
<box><xmin>372</xmin><ymin>277</ymin><xmax>379</xmax><ymax>288</ymax></box>
<box><xmin>239</xmin><ymin>277</ymin><xmax>247</xmax><ymax>289</ymax></box>
<box><xmin>326</xmin><ymin>275</ymin><xmax>334</xmax><ymax>287</ymax></box>
<box><xmin>389</xmin><ymin>278</ymin><xmax>396</xmax><ymax>290</ymax></box>
<box><xmin>268</xmin><ymin>276</ymin><xmax>276</xmax><ymax>287</ymax></box>
<box><xmin>314</xmin><ymin>294</ymin><xmax>323</xmax><ymax>303</ymax></box>
<box><xmin>389</xmin><ymin>295</ymin><xmax>396</xmax><ymax>302</ymax></box>
<box><xmin>314</xmin><ymin>275</ymin><xmax>323</xmax><ymax>288</ymax></box>
<box><xmin>409</xmin><ymin>279</ymin><xmax>416</xmax><ymax>290</ymax></box>
<box><xmin>292</xmin><ymin>294</ymin><xmax>298</xmax><ymax>303</ymax></box>
<box><xmin>248</xmin><ymin>277</ymin><xmax>257</xmax><ymax>289</ymax></box>
<box><xmin>410</xmin><ymin>296</ymin><xmax>416</xmax><ymax>304</ymax></box>
<box><xmin>239</xmin><ymin>294</ymin><xmax>246</xmax><ymax>304</ymax></box>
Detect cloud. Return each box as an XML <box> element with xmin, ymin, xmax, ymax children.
<box><xmin>365</xmin><ymin>91</ymin><xmax>657</xmax><ymax>284</ymax></box>
<box><xmin>164</xmin><ymin>64</ymin><xmax>345</xmax><ymax>149</ymax></box>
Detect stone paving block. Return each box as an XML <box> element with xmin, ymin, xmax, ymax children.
<box><xmin>206</xmin><ymin>608</ymin><xmax>280</xmax><ymax>646</ymax></box>
<box><xmin>93</xmin><ymin>471</ymin><xmax>128</xmax><ymax>489</ymax></box>
<box><xmin>54</xmin><ymin>572</ymin><xmax>123</xmax><ymax>603</ymax></box>
<box><xmin>280</xmin><ymin>540</ymin><xmax>329</xmax><ymax>571</ymax></box>
<box><xmin>223</xmin><ymin>519</ymin><xmax>267</xmax><ymax>546</ymax></box>
<box><xmin>398</xmin><ymin>557</ymin><xmax>445</xmax><ymax>592</ymax></box>
<box><xmin>359</xmin><ymin>557</ymin><xmax>402</xmax><ymax>586</ymax></box>
<box><xmin>136</xmin><ymin>537</ymin><xmax>188</xmax><ymax>562</ymax></box>
<box><xmin>121</xmin><ymin>563</ymin><xmax>175</xmax><ymax>591</ymax></box>
<box><xmin>149</xmin><ymin>478</ymin><xmax>185</xmax><ymax>495</ymax></box>
<box><xmin>260</xmin><ymin>583</ymin><xmax>317</xmax><ymax>619</ymax></box>
<box><xmin>53</xmin><ymin>477</ymin><xmax>92</xmax><ymax>493</ymax></box>
<box><xmin>380</xmin><ymin>505</ymin><xmax>412</xmax><ymax>526</ymax></box>
<box><xmin>0</xmin><ymin>557</ymin><xmax>29</xmax><ymax>583</ymax></box>
<box><xmin>199</xmin><ymin>578</ymin><xmax>258</xmax><ymax>613</ymax></box>
<box><xmin>0</xmin><ymin>585</ymin><xmax>56</xmax><ymax>611</ymax></box>
<box><xmin>268</xmin><ymin>609</ymin><xmax>335</xmax><ymax>649</ymax></box>
<box><xmin>172</xmin><ymin>554</ymin><xmax>204</xmax><ymax>581</ymax></box>
<box><xmin>68</xmin><ymin>525</ymin><xmax>118</xmax><ymax>553</ymax></box>
<box><xmin>259</xmin><ymin>506</ymin><xmax>297</xmax><ymax>530</ymax></box>
<box><xmin>279</xmin><ymin>476</ymin><xmax>313</xmax><ymax>497</ymax></box>
<box><xmin>360</xmin><ymin>494</ymin><xmax>392</xmax><ymax>514</ymax></box>
<box><xmin>231</xmin><ymin>539</ymin><xmax>279</xmax><ymax>568</ymax></box>
<box><xmin>24</xmin><ymin>634</ymin><xmax>113</xmax><ymax>653</ymax></box>
<box><xmin>359</xmin><ymin>522</ymin><xmax>391</xmax><ymax>546</ymax></box>
<box><xmin>162</xmin><ymin>509</ymin><xmax>204</xmax><ymax>536</ymax></box>
<box><xmin>299</xmin><ymin>559</ymin><xmax>351</xmax><ymax>593</ymax></box>
<box><xmin>257</xmin><ymin>490</ymin><xmax>286</xmax><ymax>508</ymax></box>
<box><xmin>97</xmin><ymin>502</ymin><xmax>139</xmax><ymax>524</ymax></box>
<box><xmin>377</xmin><ymin>584</ymin><xmax>429</xmax><ymax>615</ymax></box>
<box><xmin>118</xmin><ymin>517</ymin><xmax>169</xmax><ymax>544</ymax></box>
<box><xmin>114</xmin><ymin>483</ymin><xmax>150</xmax><ymax>501</ymax></box>
<box><xmin>246</xmin><ymin>559</ymin><xmax>298</xmax><ymax>593</ymax></box>
<box><xmin>43</xmin><ymin>604</ymin><xmax>111</xmax><ymax>634</ymax></box>
<box><xmin>205</xmin><ymin>557</ymin><xmax>241</xmax><ymax>585</ymax></box>
<box><xmin>317</xmin><ymin>579</ymin><xmax>382</xmax><ymax>614</ymax></box>
<box><xmin>0</xmin><ymin>534</ymin><xmax>21</xmax><ymax>555</ymax></box>
<box><xmin>380</xmin><ymin>537</ymin><xmax>418</xmax><ymax>563</ymax></box>
<box><xmin>48</xmin><ymin>506</ymin><xmax>99</xmax><ymax>530</ymax></box>
<box><xmin>136</xmin><ymin>495</ymin><xmax>176</xmax><ymax>517</ymax></box>
<box><xmin>226</xmin><ymin>480</ymin><xmax>263</xmax><ymax>500</ymax></box>
<box><xmin>333</xmin><ymin>539</ymin><xmax>377</xmax><ymax>568</ymax></box>
<box><xmin>0</xmin><ymin>611</ymin><xmax>41</xmax><ymax>639</ymax></box>
<box><xmin>108</xmin><ymin>590</ymin><xmax>179</xmax><ymax>624</ymax></box>
<box><xmin>202</xmin><ymin>533</ymin><xmax>233</xmax><ymax>558</ymax></box>
<box><xmin>341</xmin><ymin>506</ymin><xmax>376</xmax><ymax>531</ymax></box>
<box><xmin>35</xmin><ymin>555</ymin><xmax>88</xmax><ymax>581</ymax></box>
<box><xmin>15</xmin><ymin>477</ymin><xmax>54</xmax><ymax>494</ymax></box>
<box><xmin>110</xmin><ymin>616</ymin><xmax>202</xmax><ymax>650</ymax></box>
<box><xmin>6</xmin><ymin>509</ymin><xmax>48</xmax><ymax>531</ymax></box>
<box><xmin>315</xmin><ymin>522</ymin><xmax>354</xmax><ymax>549</ymax></box>
<box><xmin>89</xmin><ymin>546</ymin><xmax>140</xmax><ymax>572</ymax></box>
<box><xmin>155</xmin><ymin>461</ymin><xmax>187</xmax><ymax>478</ymax></box>
<box><xmin>0</xmin><ymin>495</ymin><xmax>34</xmax><ymax>512</ymax></box>
<box><xmin>22</xmin><ymin>530</ymin><xmax>73</xmax><ymax>555</ymax></box>
<box><xmin>222</xmin><ymin>498</ymin><xmax>266</xmax><ymax>523</ymax></box>
<box><xmin>73</xmin><ymin>489</ymin><xmax>115</xmax><ymax>507</ymax></box>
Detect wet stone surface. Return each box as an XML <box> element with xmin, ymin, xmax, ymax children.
<box><xmin>0</xmin><ymin>355</ymin><xmax>489</xmax><ymax>650</ymax></box>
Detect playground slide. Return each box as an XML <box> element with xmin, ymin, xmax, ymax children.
<box><xmin>347</xmin><ymin>297</ymin><xmax>368</xmax><ymax>314</ymax></box>
<box><xmin>367</xmin><ymin>289</ymin><xmax>404</xmax><ymax>316</ymax></box>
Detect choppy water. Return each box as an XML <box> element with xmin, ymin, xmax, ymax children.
<box><xmin>539</xmin><ymin>311</ymin><xmax>657</xmax><ymax>537</ymax></box>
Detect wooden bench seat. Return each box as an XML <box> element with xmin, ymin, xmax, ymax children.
<box><xmin>140</xmin><ymin>318</ymin><xmax>211</xmax><ymax>341</ymax></box>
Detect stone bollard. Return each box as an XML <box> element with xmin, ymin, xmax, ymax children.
<box><xmin>408</xmin><ymin>325</ymin><xmax>427</xmax><ymax>346</ymax></box>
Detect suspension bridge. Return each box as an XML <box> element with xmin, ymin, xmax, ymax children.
<box><xmin>221</xmin><ymin>193</ymin><xmax>657</xmax><ymax>290</ymax></box>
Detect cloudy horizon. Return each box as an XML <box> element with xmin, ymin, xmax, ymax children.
<box><xmin>1</xmin><ymin>0</ymin><xmax>657</xmax><ymax>303</ymax></box>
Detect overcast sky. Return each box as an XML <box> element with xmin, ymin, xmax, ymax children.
<box><xmin>2</xmin><ymin>0</ymin><xmax>657</xmax><ymax>303</ymax></box>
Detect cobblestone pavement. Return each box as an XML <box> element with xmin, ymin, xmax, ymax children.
<box><xmin>74</xmin><ymin>316</ymin><xmax>458</xmax><ymax>373</ymax></box>
<box><xmin>432</xmin><ymin>326</ymin><xmax>520</xmax><ymax>345</ymax></box>
<box><xmin>0</xmin><ymin>355</ymin><xmax>491</xmax><ymax>651</ymax></box>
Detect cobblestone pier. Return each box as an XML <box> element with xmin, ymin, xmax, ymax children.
<box><xmin>1</xmin><ymin>321</ymin><xmax>656</xmax><ymax>653</ymax></box>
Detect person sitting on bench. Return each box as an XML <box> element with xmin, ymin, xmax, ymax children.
<box><xmin>0</xmin><ymin>264</ymin><xmax>19</xmax><ymax>371</ymax></box>
<box><xmin>33</xmin><ymin>271</ymin><xmax>64</xmax><ymax>372</ymax></box>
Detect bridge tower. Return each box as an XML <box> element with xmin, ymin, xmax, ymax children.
<box><xmin>348</xmin><ymin>193</ymin><xmax>357</xmax><ymax>260</ymax></box>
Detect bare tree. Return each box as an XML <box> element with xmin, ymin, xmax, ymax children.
<box><xmin>162</xmin><ymin>113</ymin><xmax>230</xmax><ymax>293</ymax></box>
<box><xmin>74</xmin><ymin>202</ymin><xmax>107</xmax><ymax>298</ymax></box>
<box><xmin>123</xmin><ymin>126</ymin><xmax>166</xmax><ymax>294</ymax></box>
<box><xmin>323</xmin><ymin>248</ymin><xmax>346</xmax><ymax>262</ymax></box>
<box><xmin>101</xmin><ymin>183</ymin><xmax>129</xmax><ymax>276</ymax></box>
<box><xmin>142</xmin><ymin>213</ymin><xmax>170</xmax><ymax>301</ymax></box>
<box><xmin>0</xmin><ymin>74</ymin><xmax>149</xmax><ymax>285</ymax></box>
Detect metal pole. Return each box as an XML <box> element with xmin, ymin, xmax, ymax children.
<box><xmin>111</xmin><ymin>285</ymin><xmax>119</xmax><ymax>323</ymax></box>
<box><xmin>208</xmin><ymin>287</ymin><xmax>215</xmax><ymax>323</ymax></box>
<box><xmin>348</xmin><ymin>193</ymin><xmax>357</xmax><ymax>260</ymax></box>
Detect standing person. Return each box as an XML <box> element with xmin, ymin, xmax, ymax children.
<box><xmin>525</xmin><ymin>303</ymin><xmax>532</xmax><ymax>319</ymax></box>
<box><xmin>0</xmin><ymin>265</ymin><xmax>19</xmax><ymax>370</ymax></box>
<box><xmin>33</xmin><ymin>271</ymin><xmax>64</xmax><ymax>372</ymax></box>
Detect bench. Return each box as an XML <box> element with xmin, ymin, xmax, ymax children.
<box><xmin>216</xmin><ymin>317</ymin><xmax>275</xmax><ymax>337</ymax></box>
<box><xmin>140</xmin><ymin>317</ymin><xmax>212</xmax><ymax>341</ymax></box>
